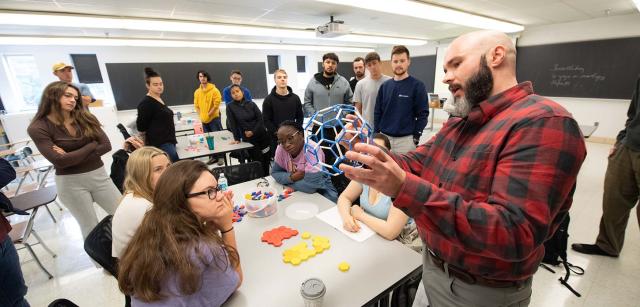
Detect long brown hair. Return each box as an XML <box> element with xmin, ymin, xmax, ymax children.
<box><xmin>118</xmin><ymin>160</ymin><xmax>240</xmax><ymax>302</ymax></box>
<box><xmin>32</xmin><ymin>81</ymin><xmax>102</xmax><ymax>140</ymax></box>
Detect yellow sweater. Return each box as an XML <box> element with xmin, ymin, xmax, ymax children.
<box><xmin>193</xmin><ymin>83</ymin><xmax>221</xmax><ymax>123</ymax></box>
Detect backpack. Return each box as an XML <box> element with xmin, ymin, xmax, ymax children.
<box><xmin>541</xmin><ymin>213</ymin><xmax>584</xmax><ymax>297</ymax></box>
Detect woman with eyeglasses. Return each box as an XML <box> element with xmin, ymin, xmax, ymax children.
<box><xmin>226</xmin><ymin>84</ymin><xmax>270</xmax><ymax>175</ymax></box>
<box><xmin>118</xmin><ymin>160</ymin><xmax>242</xmax><ymax>307</ymax></box>
<box><xmin>271</xmin><ymin>120</ymin><xmax>338</xmax><ymax>202</ymax></box>
<box><xmin>111</xmin><ymin>146</ymin><xmax>171</xmax><ymax>258</ymax></box>
<box><xmin>27</xmin><ymin>81</ymin><xmax>121</xmax><ymax>240</ymax></box>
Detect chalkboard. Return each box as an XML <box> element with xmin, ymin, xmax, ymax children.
<box><xmin>71</xmin><ymin>54</ymin><xmax>103</xmax><ymax>84</ymax></box>
<box><xmin>106</xmin><ymin>62</ymin><xmax>268</xmax><ymax>110</ymax></box>
<box><xmin>316</xmin><ymin>54</ymin><xmax>436</xmax><ymax>92</ymax></box>
<box><xmin>409</xmin><ymin>55</ymin><xmax>436</xmax><ymax>93</ymax></box>
<box><xmin>516</xmin><ymin>37</ymin><xmax>640</xmax><ymax>99</ymax></box>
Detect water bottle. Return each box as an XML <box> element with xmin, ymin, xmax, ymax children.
<box><xmin>218</xmin><ymin>173</ymin><xmax>228</xmax><ymax>191</ymax></box>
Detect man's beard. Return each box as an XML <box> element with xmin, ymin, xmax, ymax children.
<box><xmin>465</xmin><ymin>55</ymin><xmax>494</xmax><ymax>106</ymax></box>
<box><xmin>394</xmin><ymin>67</ymin><xmax>406</xmax><ymax>76</ymax></box>
<box><xmin>324</xmin><ymin>69</ymin><xmax>335</xmax><ymax>76</ymax></box>
<box><xmin>445</xmin><ymin>56</ymin><xmax>494</xmax><ymax>117</ymax></box>
<box><xmin>356</xmin><ymin>71</ymin><xmax>365</xmax><ymax>78</ymax></box>
<box><xmin>444</xmin><ymin>95</ymin><xmax>472</xmax><ymax>118</ymax></box>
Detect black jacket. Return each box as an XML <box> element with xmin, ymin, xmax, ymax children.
<box><xmin>226</xmin><ymin>99</ymin><xmax>269</xmax><ymax>149</ymax></box>
<box><xmin>262</xmin><ymin>86</ymin><xmax>304</xmax><ymax>137</ymax></box>
<box><xmin>618</xmin><ymin>75</ymin><xmax>640</xmax><ymax>151</ymax></box>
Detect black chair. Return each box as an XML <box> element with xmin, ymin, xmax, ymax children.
<box><xmin>211</xmin><ymin>161</ymin><xmax>264</xmax><ymax>185</ymax></box>
<box><xmin>84</xmin><ymin>215</ymin><xmax>117</xmax><ymax>276</ymax></box>
<box><xmin>84</xmin><ymin>215</ymin><xmax>131</xmax><ymax>307</ymax></box>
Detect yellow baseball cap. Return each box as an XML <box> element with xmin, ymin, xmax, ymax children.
<box><xmin>52</xmin><ymin>62</ymin><xmax>74</xmax><ymax>72</ymax></box>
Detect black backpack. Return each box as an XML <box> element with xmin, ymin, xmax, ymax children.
<box><xmin>541</xmin><ymin>213</ymin><xmax>584</xmax><ymax>297</ymax></box>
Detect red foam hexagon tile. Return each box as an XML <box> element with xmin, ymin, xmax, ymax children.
<box><xmin>261</xmin><ymin>226</ymin><xmax>299</xmax><ymax>247</ymax></box>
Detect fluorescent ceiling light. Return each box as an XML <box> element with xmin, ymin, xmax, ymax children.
<box><xmin>0</xmin><ymin>36</ymin><xmax>375</xmax><ymax>52</ymax></box>
<box><xmin>634</xmin><ymin>0</ymin><xmax>640</xmax><ymax>13</ymax></box>
<box><xmin>0</xmin><ymin>12</ymin><xmax>427</xmax><ymax>46</ymax></box>
<box><xmin>315</xmin><ymin>0</ymin><xmax>524</xmax><ymax>33</ymax></box>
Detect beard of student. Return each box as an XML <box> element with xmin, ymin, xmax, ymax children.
<box><xmin>449</xmin><ymin>56</ymin><xmax>494</xmax><ymax>118</ymax></box>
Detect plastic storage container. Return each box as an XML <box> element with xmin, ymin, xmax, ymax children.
<box><xmin>244</xmin><ymin>187</ymin><xmax>278</xmax><ymax>218</ymax></box>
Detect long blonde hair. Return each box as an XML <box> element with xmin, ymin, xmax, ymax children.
<box><xmin>122</xmin><ymin>146</ymin><xmax>169</xmax><ymax>201</ymax></box>
<box><xmin>32</xmin><ymin>81</ymin><xmax>103</xmax><ymax>140</ymax></box>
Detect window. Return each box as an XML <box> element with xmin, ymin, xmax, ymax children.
<box><xmin>297</xmin><ymin>56</ymin><xmax>306</xmax><ymax>73</ymax></box>
<box><xmin>267</xmin><ymin>55</ymin><xmax>280</xmax><ymax>74</ymax></box>
<box><xmin>4</xmin><ymin>55</ymin><xmax>43</xmax><ymax>110</ymax></box>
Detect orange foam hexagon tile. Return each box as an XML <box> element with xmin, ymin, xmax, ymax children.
<box><xmin>261</xmin><ymin>226</ymin><xmax>299</xmax><ymax>247</ymax></box>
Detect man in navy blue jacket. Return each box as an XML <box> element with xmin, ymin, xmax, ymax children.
<box><xmin>374</xmin><ymin>45</ymin><xmax>428</xmax><ymax>153</ymax></box>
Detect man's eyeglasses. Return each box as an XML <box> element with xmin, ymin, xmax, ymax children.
<box><xmin>277</xmin><ymin>130</ymin><xmax>301</xmax><ymax>145</ymax></box>
<box><xmin>186</xmin><ymin>187</ymin><xmax>220</xmax><ymax>200</ymax></box>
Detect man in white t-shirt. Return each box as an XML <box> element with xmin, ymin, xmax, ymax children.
<box><xmin>354</xmin><ymin>52</ymin><xmax>392</xmax><ymax>127</ymax></box>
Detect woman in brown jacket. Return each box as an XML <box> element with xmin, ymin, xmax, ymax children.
<box><xmin>27</xmin><ymin>81</ymin><xmax>121</xmax><ymax>239</ymax></box>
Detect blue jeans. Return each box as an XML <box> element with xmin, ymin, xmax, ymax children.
<box><xmin>158</xmin><ymin>143</ymin><xmax>179</xmax><ymax>162</ymax></box>
<box><xmin>0</xmin><ymin>236</ymin><xmax>30</xmax><ymax>307</ymax></box>
<box><xmin>203</xmin><ymin>117</ymin><xmax>223</xmax><ymax>133</ymax></box>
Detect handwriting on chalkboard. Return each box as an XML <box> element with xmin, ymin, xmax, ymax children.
<box><xmin>549</xmin><ymin>64</ymin><xmax>606</xmax><ymax>87</ymax></box>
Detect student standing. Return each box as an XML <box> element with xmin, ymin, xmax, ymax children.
<box><xmin>226</xmin><ymin>85</ymin><xmax>271</xmax><ymax>175</ymax></box>
<box><xmin>194</xmin><ymin>70</ymin><xmax>224</xmax><ymax>165</ymax></box>
<box><xmin>262</xmin><ymin>69</ymin><xmax>304</xmax><ymax>157</ymax></box>
<box><xmin>374</xmin><ymin>45</ymin><xmax>428</xmax><ymax>153</ymax></box>
<box><xmin>353</xmin><ymin>52</ymin><xmax>391</xmax><ymax>126</ymax></box>
<box><xmin>222</xmin><ymin>70</ymin><xmax>253</xmax><ymax>104</ymax></box>
<box><xmin>28</xmin><ymin>81</ymin><xmax>121</xmax><ymax>239</ymax></box>
<box><xmin>136</xmin><ymin>67</ymin><xmax>178</xmax><ymax>162</ymax></box>
<box><xmin>52</xmin><ymin>62</ymin><xmax>95</xmax><ymax>108</ymax></box>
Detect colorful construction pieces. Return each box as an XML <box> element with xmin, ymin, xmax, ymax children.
<box><xmin>338</xmin><ymin>262</ymin><xmax>350</xmax><ymax>272</ymax></box>
<box><xmin>261</xmin><ymin>226</ymin><xmax>299</xmax><ymax>247</ymax></box>
<box><xmin>281</xmin><ymin>235</ymin><xmax>331</xmax><ymax>266</ymax></box>
<box><xmin>232</xmin><ymin>204</ymin><xmax>247</xmax><ymax>223</ymax></box>
<box><xmin>301</xmin><ymin>231</ymin><xmax>311</xmax><ymax>239</ymax></box>
<box><xmin>245</xmin><ymin>190</ymin><xmax>276</xmax><ymax>201</ymax></box>
<box><xmin>278</xmin><ymin>187</ymin><xmax>294</xmax><ymax>201</ymax></box>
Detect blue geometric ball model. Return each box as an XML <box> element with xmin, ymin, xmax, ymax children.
<box><xmin>303</xmin><ymin>104</ymin><xmax>373</xmax><ymax>176</ymax></box>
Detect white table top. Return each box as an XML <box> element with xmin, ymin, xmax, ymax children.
<box><xmin>224</xmin><ymin>177</ymin><xmax>422</xmax><ymax>307</ymax></box>
<box><xmin>176</xmin><ymin>130</ymin><xmax>253</xmax><ymax>160</ymax></box>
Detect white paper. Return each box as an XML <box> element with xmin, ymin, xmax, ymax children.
<box><xmin>316</xmin><ymin>206</ymin><xmax>375</xmax><ymax>242</ymax></box>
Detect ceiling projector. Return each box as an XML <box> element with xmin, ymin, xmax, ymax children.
<box><xmin>316</xmin><ymin>16</ymin><xmax>349</xmax><ymax>38</ymax></box>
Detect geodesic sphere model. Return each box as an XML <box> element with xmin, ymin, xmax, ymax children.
<box><xmin>303</xmin><ymin>104</ymin><xmax>372</xmax><ymax>176</ymax></box>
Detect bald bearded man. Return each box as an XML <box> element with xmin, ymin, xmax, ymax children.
<box><xmin>340</xmin><ymin>30</ymin><xmax>587</xmax><ymax>306</ymax></box>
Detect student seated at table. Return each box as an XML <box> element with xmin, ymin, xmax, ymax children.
<box><xmin>118</xmin><ymin>160</ymin><xmax>242</xmax><ymax>307</ymax></box>
<box><xmin>226</xmin><ymin>84</ymin><xmax>271</xmax><ymax>175</ymax></box>
<box><xmin>112</xmin><ymin>146</ymin><xmax>171</xmax><ymax>258</ymax></box>
<box><xmin>271</xmin><ymin>120</ymin><xmax>338</xmax><ymax>202</ymax></box>
<box><xmin>337</xmin><ymin>133</ymin><xmax>420</xmax><ymax>251</ymax></box>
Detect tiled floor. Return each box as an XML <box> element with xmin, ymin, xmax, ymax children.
<box><xmin>10</xmin><ymin>141</ymin><xmax>640</xmax><ymax>307</ymax></box>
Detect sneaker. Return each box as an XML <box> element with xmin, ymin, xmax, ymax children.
<box><xmin>217</xmin><ymin>158</ymin><xmax>225</xmax><ymax>166</ymax></box>
<box><xmin>206</xmin><ymin>157</ymin><xmax>217</xmax><ymax>165</ymax></box>
<box><xmin>571</xmin><ymin>243</ymin><xmax>618</xmax><ymax>257</ymax></box>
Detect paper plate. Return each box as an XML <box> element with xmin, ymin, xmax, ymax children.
<box><xmin>285</xmin><ymin>202</ymin><xmax>320</xmax><ymax>220</ymax></box>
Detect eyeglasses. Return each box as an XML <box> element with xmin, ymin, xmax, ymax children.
<box><xmin>185</xmin><ymin>187</ymin><xmax>219</xmax><ymax>200</ymax></box>
<box><xmin>277</xmin><ymin>130</ymin><xmax>301</xmax><ymax>145</ymax></box>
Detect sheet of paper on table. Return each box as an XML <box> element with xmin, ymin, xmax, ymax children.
<box><xmin>316</xmin><ymin>206</ymin><xmax>376</xmax><ymax>242</ymax></box>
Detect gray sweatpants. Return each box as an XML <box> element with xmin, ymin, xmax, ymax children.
<box><xmin>385</xmin><ymin>134</ymin><xmax>416</xmax><ymax>154</ymax></box>
<box><xmin>55</xmin><ymin>167</ymin><xmax>121</xmax><ymax>239</ymax></box>
<box><xmin>418</xmin><ymin>248</ymin><xmax>532</xmax><ymax>307</ymax></box>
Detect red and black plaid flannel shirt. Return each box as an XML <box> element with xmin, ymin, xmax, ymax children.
<box><xmin>392</xmin><ymin>82</ymin><xmax>586</xmax><ymax>281</ymax></box>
